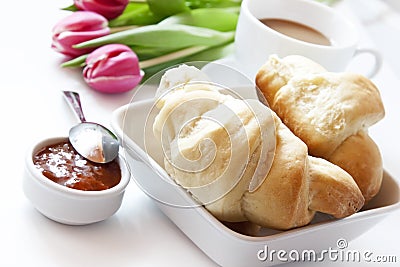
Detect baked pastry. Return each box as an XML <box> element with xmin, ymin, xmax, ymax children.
<box><xmin>153</xmin><ymin>70</ymin><xmax>364</xmax><ymax>230</ymax></box>
<box><xmin>256</xmin><ymin>55</ymin><xmax>385</xmax><ymax>202</ymax></box>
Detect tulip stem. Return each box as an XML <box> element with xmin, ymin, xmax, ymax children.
<box><xmin>61</xmin><ymin>54</ymin><xmax>88</xmax><ymax>68</ymax></box>
<box><xmin>110</xmin><ymin>25</ymin><xmax>141</xmax><ymax>34</ymax></box>
<box><xmin>139</xmin><ymin>46</ymin><xmax>208</xmax><ymax>69</ymax></box>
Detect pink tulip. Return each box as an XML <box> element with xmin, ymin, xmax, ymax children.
<box><xmin>52</xmin><ymin>11</ymin><xmax>110</xmax><ymax>57</ymax></box>
<box><xmin>83</xmin><ymin>44</ymin><xmax>144</xmax><ymax>93</ymax></box>
<box><xmin>74</xmin><ymin>0</ymin><xmax>129</xmax><ymax>20</ymax></box>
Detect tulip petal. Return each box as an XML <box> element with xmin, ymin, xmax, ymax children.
<box><xmin>51</xmin><ymin>11</ymin><xmax>110</xmax><ymax>57</ymax></box>
<box><xmin>52</xmin><ymin>11</ymin><xmax>108</xmax><ymax>33</ymax></box>
<box><xmin>83</xmin><ymin>44</ymin><xmax>143</xmax><ymax>93</ymax></box>
<box><xmin>74</xmin><ymin>0</ymin><xmax>128</xmax><ymax>19</ymax></box>
<box><xmin>84</xmin><ymin>72</ymin><xmax>144</xmax><ymax>93</ymax></box>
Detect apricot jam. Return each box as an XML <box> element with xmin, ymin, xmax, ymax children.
<box><xmin>33</xmin><ymin>140</ymin><xmax>121</xmax><ymax>191</ymax></box>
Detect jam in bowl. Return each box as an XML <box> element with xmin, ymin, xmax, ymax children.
<box><xmin>23</xmin><ymin>136</ymin><xmax>130</xmax><ymax>225</ymax></box>
<box><xmin>33</xmin><ymin>140</ymin><xmax>121</xmax><ymax>191</ymax></box>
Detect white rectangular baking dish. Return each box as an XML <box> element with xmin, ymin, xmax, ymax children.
<box><xmin>111</xmin><ymin>98</ymin><xmax>400</xmax><ymax>267</ymax></box>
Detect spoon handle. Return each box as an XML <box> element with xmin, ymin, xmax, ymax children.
<box><xmin>63</xmin><ymin>91</ymin><xmax>87</xmax><ymax>123</ymax></box>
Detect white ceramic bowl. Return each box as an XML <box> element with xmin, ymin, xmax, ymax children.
<box><xmin>111</xmin><ymin>98</ymin><xmax>400</xmax><ymax>267</ymax></box>
<box><xmin>23</xmin><ymin>136</ymin><xmax>130</xmax><ymax>225</ymax></box>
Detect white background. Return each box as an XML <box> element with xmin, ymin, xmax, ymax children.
<box><xmin>1</xmin><ymin>0</ymin><xmax>399</xmax><ymax>266</ymax></box>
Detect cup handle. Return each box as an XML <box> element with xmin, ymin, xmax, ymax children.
<box><xmin>353</xmin><ymin>48</ymin><xmax>382</xmax><ymax>78</ymax></box>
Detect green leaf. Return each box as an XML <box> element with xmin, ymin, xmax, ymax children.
<box><xmin>314</xmin><ymin>0</ymin><xmax>340</xmax><ymax>6</ymax></box>
<box><xmin>139</xmin><ymin>46</ymin><xmax>209</xmax><ymax>69</ymax></box>
<box><xmin>61</xmin><ymin>4</ymin><xmax>78</xmax><ymax>11</ymax></box>
<box><xmin>147</xmin><ymin>0</ymin><xmax>190</xmax><ymax>18</ymax></box>
<box><xmin>130</xmin><ymin>45</ymin><xmax>183</xmax><ymax>61</ymax></box>
<box><xmin>75</xmin><ymin>24</ymin><xmax>234</xmax><ymax>50</ymax></box>
<box><xmin>109</xmin><ymin>2</ymin><xmax>163</xmax><ymax>27</ymax></box>
<box><xmin>141</xmin><ymin>42</ymin><xmax>234</xmax><ymax>81</ymax></box>
<box><xmin>185</xmin><ymin>0</ymin><xmax>242</xmax><ymax>9</ymax></box>
<box><xmin>180</xmin><ymin>41</ymin><xmax>234</xmax><ymax>61</ymax></box>
<box><xmin>158</xmin><ymin>8</ymin><xmax>239</xmax><ymax>32</ymax></box>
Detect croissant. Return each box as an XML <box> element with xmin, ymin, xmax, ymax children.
<box><xmin>153</xmin><ymin>80</ymin><xmax>364</xmax><ymax>230</ymax></box>
<box><xmin>256</xmin><ymin>55</ymin><xmax>385</xmax><ymax>202</ymax></box>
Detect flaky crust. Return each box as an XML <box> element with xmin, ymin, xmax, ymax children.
<box><xmin>272</xmin><ymin>72</ymin><xmax>384</xmax><ymax>157</ymax></box>
<box><xmin>242</xmin><ymin>115</ymin><xmax>315</xmax><ymax>230</ymax></box>
<box><xmin>256</xmin><ymin>55</ymin><xmax>385</xmax><ymax>202</ymax></box>
<box><xmin>308</xmin><ymin>156</ymin><xmax>365</xmax><ymax>218</ymax></box>
<box><xmin>242</xmin><ymin>115</ymin><xmax>364</xmax><ymax>230</ymax></box>
<box><xmin>328</xmin><ymin>131</ymin><xmax>383</xmax><ymax>202</ymax></box>
<box><xmin>255</xmin><ymin>54</ymin><xmax>326</xmax><ymax>102</ymax></box>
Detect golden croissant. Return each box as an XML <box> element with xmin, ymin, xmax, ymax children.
<box><xmin>256</xmin><ymin>55</ymin><xmax>385</xmax><ymax>202</ymax></box>
<box><xmin>153</xmin><ymin>80</ymin><xmax>364</xmax><ymax>230</ymax></box>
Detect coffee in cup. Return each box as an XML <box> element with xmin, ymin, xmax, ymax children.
<box><xmin>259</xmin><ymin>18</ymin><xmax>331</xmax><ymax>46</ymax></box>
<box><xmin>234</xmin><ymin>0</ymin><xmax>381</xmax><ymax>79</ymax></box>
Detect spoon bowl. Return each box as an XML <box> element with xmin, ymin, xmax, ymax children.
<box><xmin>63</xmin><ymin>91</ymin><xmax>119</xmax><ymax>163</ymax></box>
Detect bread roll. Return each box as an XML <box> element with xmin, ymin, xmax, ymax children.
<box><xmin>153</xmin><ymin>79</ymin><xmax>364</xmax><ymax>230</ymax></box>
<box><xmin>256</xmin><ymin>55</ymin><xmax>385</xmax><ymax>202</ymax></box>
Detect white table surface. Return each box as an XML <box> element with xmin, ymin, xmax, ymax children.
<box><xmin>2</xmin><ymin>0</ymin><xmax>399</xmax><ymax>266</ymax></box>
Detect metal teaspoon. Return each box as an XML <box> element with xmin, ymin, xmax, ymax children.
<box><xmin>63</xmin><ymin>90</ymin><xmax>119</xmax><ymax>163</ymax></box>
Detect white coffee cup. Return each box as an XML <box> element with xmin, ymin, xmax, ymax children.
<box><xmin>234</xmin><ymin>0</ymin><xmax>381</xmax><ymax>79</ymax></box>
